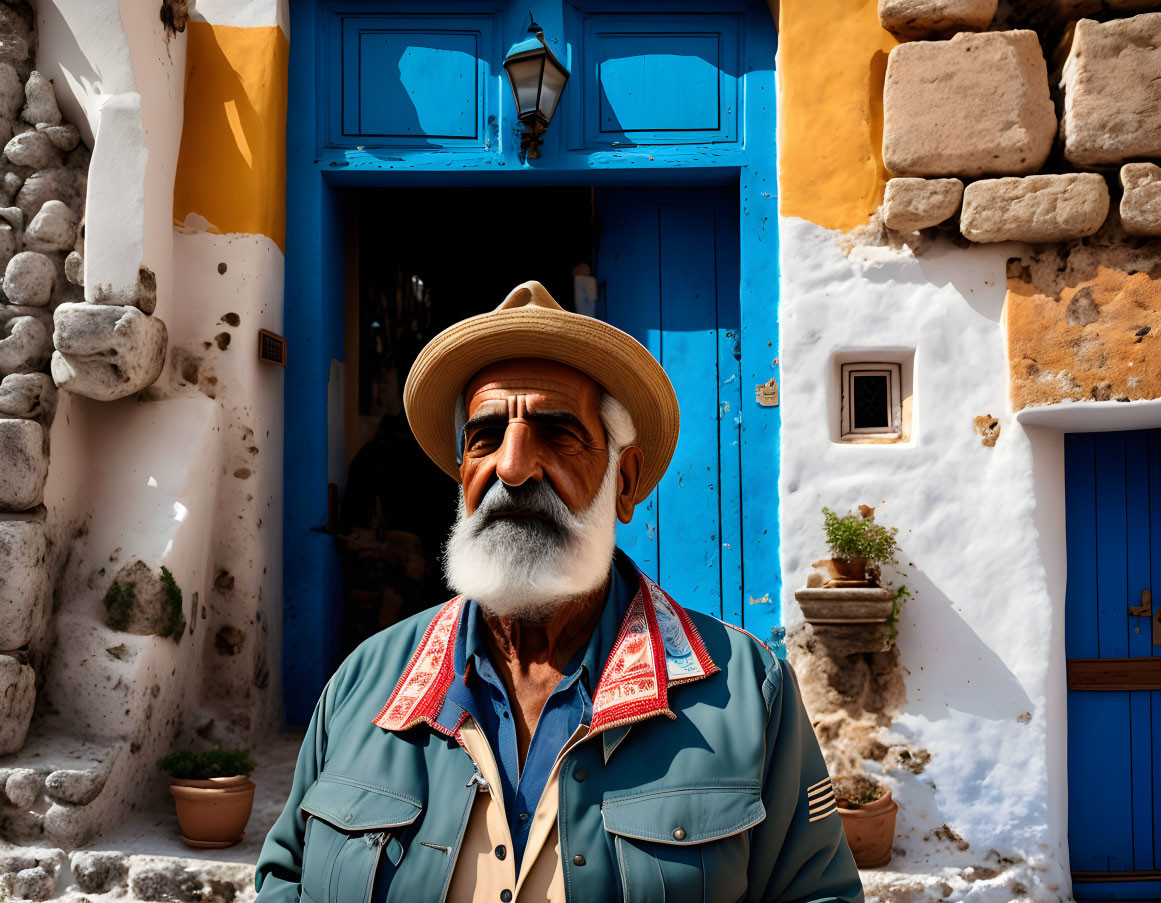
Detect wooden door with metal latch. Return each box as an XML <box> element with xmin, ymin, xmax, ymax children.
<box><xmin>1065</xmin><ymin>428</ymin><xmax>1161</xmax><ymax>901</ymax></box>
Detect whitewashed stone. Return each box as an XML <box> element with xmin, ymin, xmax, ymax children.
<box><xmin>51</xmin><ymin>303</ymin><xmax>168</xmax><ymax>401</ymax></box>
<box><xmin>0</xmin><ymin>419</ymin><xmax>47</xmax><ymax>510</ymax></box>
<box><xmin>3</xmin><ymin>251</ymin><xmax>54</xmax><ymax>306</ymax></box>
<box><xmin>12</xmin><ymin>865</ymin><xmax>53</xmax><ymax>901</ymax></box>
<box><xmin>71</xmin><ymin>853</ymin><xmax>127</xmax><ymax>895</ymax></box>
<box><xmin>0</xmin><ymin>7</ymin><xmax>31</xmax><ymax>76</ymax></box>
<box><xmin>21</xmin><ymin>71</ymin><xmax>59</xmax><ymax>127</ymax></box>
<box><xmin>24</xmin><ymin>200</ymin><xmax>75</xmax><ymax>252</ymax></box>
<box><xmin>45</xmin><ymin>766</ymin><xmax>107</xmax><ymax>806</ymax></box>
<box><xmin>39</xmin><ymin>123</ymin><xmax>78</xmax><ymax>151</ymax></box>
<box><xmin>0</xmin><ymin>205</ymin><xmax>23</xmax><ymax>233</ymax></box>
<box><xmin>1120</xmin><ymin>162</ymin><xmax>1161</xmax><ymax>236</ymax></box>
<box><xmin>15</xmin><ymin>168</ymin><xmax>80</xmax><ymax>222</ymax></box>
<box><xmin>0</xmin><ymin>63</ymin><xmax>21</xmax><ymax>121</ymax></box>
<box><xmin>1062</xmin><ymin>14</ymin><xmax>1161</xmax><ymax>167</ymax></box>
<box><xmin>4</xmin><ymin>128</ymin><xmax>60</xmax><ymax>169</ymax></box>
<box><xmin>3</xmin><ymin>767</ymin><xmax>40</xmax><ymax>808</ymax></box>
<box><xmin>0</xmin><ymin>312</ymin><xmax>50</xmax><ymax>376</ymax></box>
<box><xmin>878</xmin><ymin>0</ymin><xmax>996</xmax><ymax>37</ymax></box>
<box><xmin>63</xmin><ymin>251</ymin><xmax>82</xmax><ymax>286</ymax></box>
<box><xmin>0</xmin><ymin>373</ymin><xmax>55</xmax><ymax>421</ymax></box>
<box><xmin>0</xmin><ymin>657</ymin><xmax>34</xmax><ymax>756</ymax></box>
<box><xmin>961</xmin><ymin>173</ymin><xmax>1110</xmax><ymax>243</ymax></box>
<box><xmin>883</xmin><ymin>177</ymin><xmax>963</xmax><ymax>231</ymax></box>
<box><xmin>883</xmin><ymin>30</ymin><xmax>1056</xmax><ymax>177</ymax></box>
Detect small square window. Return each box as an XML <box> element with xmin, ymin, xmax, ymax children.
<box><xmin>841</xmin><ymin>362</ymin><xmax>901</xmax><ymax>441</ymax></box>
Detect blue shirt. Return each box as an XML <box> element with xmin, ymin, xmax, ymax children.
<box><xmin>446</xmin><ymin>554</ymin><xmax>634</xmax><ymax>870</ymax></box>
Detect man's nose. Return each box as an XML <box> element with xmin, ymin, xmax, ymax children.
<box><xmin>494</xmin><ymin>422</ymin><xmax>544</xmax><ymax>487</ymax></box>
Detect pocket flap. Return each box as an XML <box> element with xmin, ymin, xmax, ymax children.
<box><xmin>300</xmin><ymin>773</ymin><xmax>423</xmax><ymax>831</ymax></box>
<box><xmin>601</xmin><ymin>781</ymin><xmax>765</xmax><ymax>845</ymax></box>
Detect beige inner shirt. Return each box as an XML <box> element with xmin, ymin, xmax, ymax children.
<box><xmin>446</xmin><ymin>719</ymin><xmax>591</xmax><ymax>903</ymax></box>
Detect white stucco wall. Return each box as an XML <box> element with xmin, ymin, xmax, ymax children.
<box><xmin>778</xmin><ymin>216</ymin><xmax>1071</xmax><ymax>901</ymax></box>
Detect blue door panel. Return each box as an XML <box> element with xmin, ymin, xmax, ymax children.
<box><xmin>596</xmin><ymin>189</ymin><xmax>742</xmax><ymax>621</ymax></box>
<box><xmin>1066</xmin><ymin>429</ymin><xmax>1161</xmax><ymax>885</ymax></box>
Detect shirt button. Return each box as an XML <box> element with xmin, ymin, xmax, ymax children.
<box><xmin>573</xmin><ymin>769</ymin><xmax>587</xmax><ymax>782</ymax></box>
<box><xmin>519</xmin><ymin>812</ymin><xmax>530</xmax><ymax>821</ymax></box>
<box><xmin>672</xmin><ymin>827</ymin><xmax>686</xmax><ymax>840</ymax></box>
<box><xmin>495</xmin><ymin>845</ymin><xmax>506</xmax><ymax>861</ymax></box>
<box><xmin>573</xmin><ymin>854</ymin><xmax>586</xmax><ymax>866</ymax></box>
<box><xmin>501</xmin><ymin>891</ymin><xmax>513</xmax><ymax>902</ymax></box>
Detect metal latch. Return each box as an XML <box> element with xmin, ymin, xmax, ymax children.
<box><xmin>755</xmin><ymin>377</ymin><xmax>778</xmax><ymax>407</ymax></box>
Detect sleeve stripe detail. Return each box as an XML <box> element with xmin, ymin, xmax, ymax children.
<box><xmin>808</xmin><ymin>793</ymin><xmax>836</xmax><ymax>813</ymax></box>
<box><xmin>807</xmin><ymin>783</ymin><xmax>833</xmax><ymax>799</ymax></box>
<box><xmin>808</xmin><ymin>804</ymin><xmax>838</xmax><ymax>823</ymax></box>
<box><xmin>807</xmin><ymin>776</ymin><xmax>832</xmax><ymax>792</ymax></box>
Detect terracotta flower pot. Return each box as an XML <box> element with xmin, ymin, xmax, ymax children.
<box><xmin>838</xmin><ymin>788</ymin><xmax>898</xmax><ymax>868</ymax></box>
<box><xmin>828</xmin><ymin>557</ymin><xmax>868</xmax><ymax>582</ymax></box>
<box><xmin>169</xmin><ymin>775</ymin><xmax>255</xmax><ymax>848</ymax></box>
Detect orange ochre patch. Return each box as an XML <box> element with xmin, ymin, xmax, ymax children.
<box><xmin>1005</xmin><ymin>264</ymin><xmax>1161</xmax><ymax>410</ymax></box>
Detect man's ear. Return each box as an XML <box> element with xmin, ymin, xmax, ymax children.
<box><xmin>615</xmin><ymin>446</ymin><xmax>644</xmax><ymax>524</ymax></box>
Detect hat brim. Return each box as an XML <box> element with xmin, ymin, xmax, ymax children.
<box><xmin>403</xmin><ymin>306</ymin><xmax>679</xmax><ymax>504</ymax></box>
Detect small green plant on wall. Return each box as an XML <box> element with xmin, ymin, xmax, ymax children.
<box><xmin>821</xmin><ymin>506</ymin><xmax>901</xmax><ymax>567</ymax></box>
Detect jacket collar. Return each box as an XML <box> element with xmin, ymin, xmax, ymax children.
<box><xmin>372</xmin><ymin>565</ymin><xmax>718</xmax><ymax>739</ymax></box>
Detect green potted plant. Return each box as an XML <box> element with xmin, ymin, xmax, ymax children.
<box><xmin>158</xmin><ymin>747</ymin><xmax>257</xmax><ymax>848</ymax></box>
<box><xmin>817</xmin><ymin>505</ymin><xmax>900</xmax><ymax>586</ymax></box>
<box><xmin>834</xmin><ymin>774</ymin><xmax>898</xmax><ymax>868</ymax></box>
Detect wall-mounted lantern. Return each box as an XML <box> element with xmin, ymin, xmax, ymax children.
<box><xmin>503</xmin><ymin>17</ymin><xmax>569</xmax><ymax>160</ymax></box>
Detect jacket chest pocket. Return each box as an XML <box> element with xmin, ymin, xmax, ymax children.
<box><xmin>601</xmin><ymin>782</ymin><xmax>765</xmax><ymax>903</ymax></box>
<box><xmin>299</xmin><ymin>774</ymin><xmax>422</xmax><ymax>903</ymax></box>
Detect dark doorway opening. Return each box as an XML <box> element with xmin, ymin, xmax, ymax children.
<box><xmin>335</xmin><ymin>186</ymin><xmax>598</xmax><ymax>657</ymax></box>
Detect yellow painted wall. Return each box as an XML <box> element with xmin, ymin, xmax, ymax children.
<box><xmin>173</xmin><ymin>22</ymin><xmax>289</xmax><ymax>250</ymax></box>
<box><xmin>778</xmin><ymin>0</ymin><xmax>897</xmax><ymax>232</ymax></box>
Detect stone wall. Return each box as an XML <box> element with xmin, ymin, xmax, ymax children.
<box><xmin>876</xmin><ymin>2</ymin><xmax>1161</xmax><ymax>413</ymax></box>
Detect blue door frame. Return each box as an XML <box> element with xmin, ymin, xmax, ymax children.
<box><xmin>283</xmin><ymin>0</ymin><xmax>780</xmax><ymax>722</ymax></box>
<box><xmin>1065</xmin><ymin>429</ymin><xmax>1161</xmax><ymax>901</ymax></box>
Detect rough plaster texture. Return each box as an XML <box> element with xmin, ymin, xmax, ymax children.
<box><xmin>882</xmin><ymin>30</ymin><xmax>1055</xmax><ymax>178</ymax></box>
<box><xmin>1006</xmin><ymin>235</ymin><xmax>1161</xmax><ymax>410</ymax></box>
<box><xmin>877</xmin><ymin>0</ymin><xmax>996</xmax><ymax>38</ymax></box>
<box><xmin>882</xmin><ymin>177</ymin><xmax>963</xmax><ymax>232</ymax></box>
<box><xmin>779</xmin><ymin>215</ymin><xmax>1068</xmax><ymax>900</ymax></box>
<box><xmin>0</xmin><ymin>654</ymin><xmax>35</xmax><ymax>756</ymax></box>
<box><xmin>0</xmin><ymin>509</ymin><xmax>46</xmax><ymax>650</ymax></box>
<box><xmin>1120</xmin><ymin>162</ymin><xmax>1161</xmax><ymax>237</ymax></box>
<box><xmin>0</xmin><ymin>416</ymin><xmax>46</xmax><ymax>510</ymax></box>
<box><xmin>1062</xmin><ymin>13</ymin><xmax>1161</xmax><ymax>168</ymax></box>
<box><xmin>960</xmin><ymin>173</ymin><xmax>1109</xmax><ymax>243</ymax></box>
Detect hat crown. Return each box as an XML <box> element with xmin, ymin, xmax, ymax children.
<box><xmin>497</xmin><ymin>280</ymin><xmax>563</xmax><ymax>312</ymax></box>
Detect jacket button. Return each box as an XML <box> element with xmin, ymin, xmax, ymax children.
<box><xmin>672</xmin><ymin>827</ymin><xmax>686</xmax><ymax>840</ymax></box>
<box><xmin>500</xmin><ymin>891</ymin><xmax>512</xmax><ymax>902</ymax></box>
<box><xmin>573</xmin><ymin>769</ymin><xmax>587</xmax><ymax>782</ymax></box>
<box><xmin>573</xmin><ymin>854</ymin><xmax>586</xmax><ymax>866</ymax></box>
<box><xmin>495</xmin><ymin>845</ymin><xmax>506</xmax><ymax>861</ymax></box>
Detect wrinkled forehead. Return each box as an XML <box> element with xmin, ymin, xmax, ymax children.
<box><xmin>463</xmin><ymin>358</ymin><xmax>604</xmax><ymax>418</ymax></box>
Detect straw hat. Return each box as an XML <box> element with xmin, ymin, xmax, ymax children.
<box><xmin>403</xmin><ymin>281</ymin><xmax>679</xmax><ymax>503</ymax></box>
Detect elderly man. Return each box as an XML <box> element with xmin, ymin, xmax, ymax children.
<box><xmin>256</xmin><ymin>282</ymin><xmax>863</xmax><ymax>902</ymax></box>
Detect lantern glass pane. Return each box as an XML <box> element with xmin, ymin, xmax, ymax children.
<box><xmin>539</xmin><ymin>59</ymin><xmax>568</xmax><ymax>121</ymax></box>
<box><xmin>505</xmin><ymin>56</ymin><xmax>544</xmax><ymax>116</ymax></box>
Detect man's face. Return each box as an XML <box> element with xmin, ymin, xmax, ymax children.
<box><xmin>459</xmin><ymin>359</ymin><xmax>609</xmax><ymax>516</ymax></box>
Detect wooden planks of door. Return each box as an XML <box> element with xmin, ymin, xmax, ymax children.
<box><xmin>595</xmin><ymin>188</ymin><xmax>743</xmax><ymax>624</ymax></box>
<box><xmin>1065</xmin><ymin>429</ymin><xmax>1161</xmax><ymax>885</ymax></box>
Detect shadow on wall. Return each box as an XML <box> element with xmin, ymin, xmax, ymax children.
<box><xmin>897</xmin><ymin>561</ymin><xmax>1034</xmax><ymax>722</ymax></box>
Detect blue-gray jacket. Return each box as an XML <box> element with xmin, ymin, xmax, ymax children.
<box><xmin>255</xmin><ymin>560</ymin><xmax>864</xmax><ymax>902</ymax></box>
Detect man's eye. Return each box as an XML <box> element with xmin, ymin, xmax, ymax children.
<box><xmin>467</xmin><ymin>427</ymin><xmax>503</xmax><ymax>450</ymax></box>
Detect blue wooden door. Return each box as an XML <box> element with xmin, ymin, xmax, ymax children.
<box><xmin>595</xmin><ymin>189</ymin><xmax>743</xmax><ymax>623</ymax></box>
<box><xmin>1065</xmin><ymin>429</ymin><xmax>1161</xmax><ymax>900</ymax></box>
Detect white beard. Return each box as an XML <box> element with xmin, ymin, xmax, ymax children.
<box><xmin>442</xmin><ymin>451</ymin><xmax>620</xmax><ymax>621</ymax></box>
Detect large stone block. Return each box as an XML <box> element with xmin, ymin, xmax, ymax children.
<box><xmin>0</xmin><ymin>419</ymin><xmax>47</xmax><ymax>511</ymax></box>
<box><xmin>0</xmin><ymin>309</ymin><xmax>51</xmax><ymax>376</ymax></box>
<box><xmin>882</xmin><ymin>177</ymin><xmax>963</xmax><ymax>231</ymax></box>
<box><xmin>1120</xmin><ymin>163</ymin><xmax>1161</xmax><ymax>237</ymax></box>
<box><xmin>960</xmin><ymin>173</ymin><xmax>1109</xmax><ymax>243</ymax></box>
<box><xmin>1062</xmin><ymin>14</ymin><xmax>1161</xmax><ymax>167</ymax></box>
<box><xmin>878</xmin><ymin>0</ymin><xmax>996</xmax><ymax>38</ymax></box>
<box><xmin>883</xmin><ymin>30</ymin><xmax>1055</xmax><ymax>177</ymax></box>
<box><xmin>0</xmin><ymin>510</ymin><xmax>46</xmax><ymax>648</ymax></box>
<box><xmin>3</xmin><ymin>250</ymin><xmax>55</xmax><ymax>306</ymax></box>
<box><xmin>51</xmin><ymin>303</ymin><xmax>167</xmax><ymax>401</ymax></box>
<box><xmin>0</xmin><ymin>655</ymin><xmax>34</xmax><ymax>755</ymax></box>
